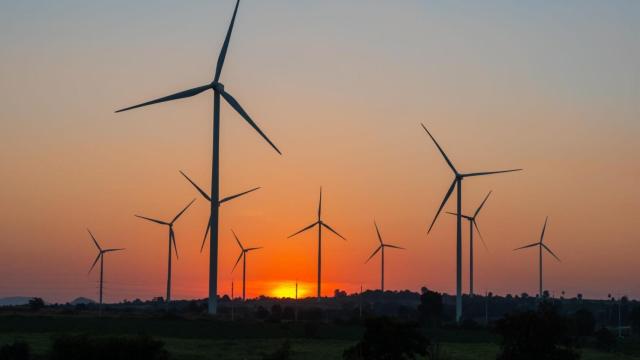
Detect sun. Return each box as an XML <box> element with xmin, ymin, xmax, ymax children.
<box><xmin>270</xmin><ymin>282</ymin><xmax>307</xmax><ymax>299</ymax></box>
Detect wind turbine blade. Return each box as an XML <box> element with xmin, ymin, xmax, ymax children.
<box><xmin>288</xmin><ymin>222</ymin><xmax>319</xmax><ymax>238</ymax></box>
<box><xmin>220</xmin><ymin>187</ymin><xmax>260</xmax><ymax>204</ymax></box>
<box><xmin>171</xmin><ymin>199</ymin><xmax>196</xmax><ymax>224</ymax></box>
<box><xmin>245</xmin><ymin>247</ymin><xmax>262</xmax><ymax>252</ymax></box>
<box><xmin>104</xmin><ymin>248</ymin><xmax>125</xmax><ymax>252</ymax></box>
<box><xmin>542</xmin><ymin>243</ymin><xmax>561</xmax><ymax>262</ymax></box>
<box><xmin>219</xmin><ymin>90</ymin><xmax>282</xmax><ymax>155</ymax></box>
<box><xmin>474</xmin><ymin>191</ymin><xmax>492</xmax><ymax>218</ymax></box>
<box><xmin>180</xmin><ymin>171</ymin><xmax>211</xmax><ymax>202</ymax></box>
<box><xmin>462</xmin><ymin>169</ymin><xmax>523</xmax><ymax>178</ymax></box>
<box><xmin>384</xmin><ymin>244</ymin><xmax>405</xmax><ymax>250</ymax></box>
<box><xmin>420</xmin><ymin>123</ymin><xmax>457</xmax><ymax>174</ymax></box>
<box><xmin>473</xmin><ymin>220</ymin><xmax>489</xmax><ymax>251</ymax></box>
<box><xmin>200</xmin><ymin>217</ymin><xmax>211</xmax><ymax>253</ymax></box>
<box><xmin>365</xmin><ymin>246</ymin><xmax>381</xmax><ymax>263</ymax></box>
<box><xmin>232</xmin><ymin>251</ymin><xmax>244</xmax><ymax>272</ymax></box>
<box><xmin>513</xmin><ymin>242</ymin><xmax>539</xmax><ymax>251</ymax></box>
<box><xmin>445</xmin><ymin>212</ymin><xmax>472</xmax><ymax>220</ymax></box>
<box><xmin>231</xmin><ymin>229</ymin><xmax>244</xmax><ymax>250</ymax></box>
<box><xmin>135</xmin><ymin>215</ymin><xmax>169</xmax><ymax>226</ymax></box>
<box><xmin>374</xmin><ymin>221</ymin><xmax>383</xmax><ymax>245</ymax></box>
<box><xmin>428</xmin><ymin>179</ymin><xmax>457</xmax><ymax>234</ymax></box>
<box><xmin>88</xmin><ymin>253</ymin><xmax>101</xmax><ymax>274</ymax></box>
<box><xmin>321</xmin><ymin>222</ymin><xmax>346</xmax><ymax>240</ymax></box>
<box><xmin>87</xmin><ymin>229</ymin><xmax>102</xmax><ymax>251</ymax></box>
<box><xmin>115</xmin><ymin>85</ymin><xmax>211</xmax><ymax>113</ymax></box>
<box><xmin>318</xmin><ymin>187</ymin><xmax>322</xmax><ymax>220</ymax></box>
<box><xmin>540</xmin><ymin>216</ymin><xmax>549</xmax><ymax>244</ymax></box>
<box><xmin>214</xmin><ymin>0</ymin><xmax>240</xmax><ymax>83</ymax></box>
<box><xmin>171</xmin><ymin>230</ymin><xmax>179</xmax><ymax>259</ymax></box>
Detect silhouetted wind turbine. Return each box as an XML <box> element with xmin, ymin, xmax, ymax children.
<box><xmin>87</xmin><ymin>229</ymin><xmax>124</xmax><ymax>315</ymax></box>
<box><xmin>514</xmin><ymin>217</ymin><xmax>561</xmax><ymax>298</ymax></box>
<box><xmin>289</xmin><ymin>188</ymin><xmax>346</xmax><ymax>300</ymax></box>
<box><xmin>180</xmin><ymin>170</ymin><xmax>259</xmax><ymax>252</ymax></box>
<box><xmin>365</xmin><ymin>221</ymin><xmax>405</xmax><ymax>292</ymax></box>
<box><xmin>116</xmin><ymin>0</ymin><xmax>281</xmax><ymax>314</ymax></box>
<box><xmin>135</xmin><ymin>199</ymin><xmax>195</xmax><ymax>306</ymax></box>
<box><xmin>231</xmin><ymin>230</ymin><xmax>262</xmax><ymax>301</ymax></box>
<box><xmin>446</xmin><ymin>191</ymin><xmax>492</xmax><ymax>297</ymax></box>
<box><xmin>421</xmin><ymin>124</ymin><xmax>522</xmax><ymax>323</ymax></box>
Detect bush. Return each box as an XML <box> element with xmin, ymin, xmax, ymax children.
<box><xmin>0</xmin><ymin>341</ymin><xmax>30</xmax><ymax>360</ymax></box>
<box><xmin>495</xmin><ymin>302</ymin><xmax>579</xmax><ymax>360</ymax></box>
<box><xmin>343</xmin><ymin>317</ymin><xmax>430</xmax><ymax>360</ymax></box>
<box><xmin>418</xmin><ymin>288</ymin><xmax>443</xmax><ymax>327</ymax></box>
<box><xmin>28</xmin><ymin>298</ymin><xmax>45</xmax><ymax>311</ymax></box>
<box><xmin>49</xmin><ymin>335</ymin><xmax>169</xmax><ymax>360</ymax></box>
<box><xmin>594</xmin><ymin>327</ymin><xmax>616</xmax><ymax>352</ymax></box>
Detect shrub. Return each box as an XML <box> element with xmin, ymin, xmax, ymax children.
<box><xmin>343</xmin><ymin>317</ymin><xmax>430</xmax><ymax>360</ymax></box>
<box><xmin>571</xmin><ymin>309</ymin><xmax>595</xmax><ymax>337</ymax></box>
<box><xmin>495</xmin><ymin>302</ymin><xmax>579</xmax><ymax>360</ymax></box>
<box><xmin>630</xmin><ymin>306</ymin><xmax>640</xmax><ymax>335</ymax></box>
<box><xmin>28</xmin><ymin>298</ymin><xmax>45</xmax><ymax>311</ymax></box>
<box><xmin>49</xmin><ymin>335</ymin><xmax>169</xmax><ymax>360</ymax></box>
<box><xmin>0</xmin><ymin>341</ymin><xmax>30</xmax><ymax>360</ymax></box>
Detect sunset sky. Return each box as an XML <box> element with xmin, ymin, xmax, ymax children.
<box><xmin>1</xmin><ymin>1</ymin><xmax>638</xmax><ymax>303</ymax></box>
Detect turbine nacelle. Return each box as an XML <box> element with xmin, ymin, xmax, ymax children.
<box><xmin>211</xmin><ymin>82</ymin><xmax>225</xmax><ymax>92</ymax></box>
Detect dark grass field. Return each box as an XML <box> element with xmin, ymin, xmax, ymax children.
<box><xmin>1</xmin><ymin>315</ymin><xmax>638</xmax><ymax>359</ymax></box>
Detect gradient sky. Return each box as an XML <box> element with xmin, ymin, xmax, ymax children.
<box><xmin>1</xmin><ymin>0</ymin><xmax>638</xmax><ymax>303</ymax></box>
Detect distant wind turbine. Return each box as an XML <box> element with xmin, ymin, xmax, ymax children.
<box><xmin>421</xmin><ymin>124</ymin><xmax>522</xmax><ymax>322</ymax></box>
<box><xmin>116</xmin><ymin>0</ymin><xmax>281</xmax><ymax>315</ymax></box>
<box><xmin>135</xmin><ymin>199</ymin><xmax>195</xmax><ymax>306</ymax></box>
<box><xmin>231</xmin><ymin>230</ymin><xmax>262</xmax><ymax>301</ymax></box>
<box><xmin>365</xmin><ymin>221</ymin><xmax>405</xmax><ymax>292</ymax></box>
<box><xmin>87</xmin><ymin>229</ymin><xmax>124</xmax><ymax>314</ymax></box>
<box><xmin>289</xmin><ymin>188</ymin><xmax>346</xmax><ymax>299</ymax></box>
<box><xmin>514</xmin><ymin>217</ymin><xmax>561</xmax><ymax>298</ymax></box>
<box><xmin>180</xmin><ymin>170</ymin><xmax>260</xmax><ymax>253</ymax></box>
<box><xmin>446</xmin><ymin>190</ymin><xmax>492</xmax><ymax>297</ymax></box>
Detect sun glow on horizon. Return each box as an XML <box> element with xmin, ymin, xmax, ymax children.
<box><xmin>270</xmin><ymin>282</ymin><xmax>311</xmax><ymax>299</ymax></box>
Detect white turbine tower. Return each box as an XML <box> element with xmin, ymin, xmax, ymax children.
<box><xmin>116</xmin><ymin>0</ymin><xmax>281</xmax><ymax>315</ymax></box>
<box><xmin>87</xmin><ymin>229</ymin><xmax>124</xmax><ymax>315</ymax></box>
<box><xmin>289</xmin><ymin>188</ymin><xmax>346</xmax><ymax>300</ymax></box>
<box><xmin>230</xmin><ymin>230</ymin><xmax>262</xmax><ymax>301</ymax></box>
<box><xmin>421</xmin><ymin>124</ymin><xmax>522</xmax><ymax>322</ymax></box>
<box><xmin>514</xmin><ymin>217</ymin><xmax>561</xmax><ymax>299</ymax></box>
<box><xmin>365</xmin><ymin>221</ymin><xmax>405</xmax><ymax>292</ymax></box>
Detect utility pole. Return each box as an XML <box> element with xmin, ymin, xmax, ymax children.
<box><xmin>231</xmin><ymin>281</ymin><xmax>235</xmax><ymax>321</ymax></box>
<box><xmin>295</xmin><ymin>280</ymin><xmax>298</xmax><ymax>322</ymax></box>
<box><xmin>359</xmin><ymin>284</ymin><xmax>363</xmax><ymax>319</ymax></box>
<box><xmin>484</xmin><ymin>291</ymin><xmax>489</xmax><ymax>325</ymax></box>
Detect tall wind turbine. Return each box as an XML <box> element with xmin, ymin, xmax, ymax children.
<box><xmin>446</xmin><ymin>191</ymin><xmax>492</xmax><ymax>296</ymax></box>
<box><xmin>289</xmin><ymin>188</ymin><xmax>346</xmax><ymax>299</ymax></box>
<box><xmin>514</xmin><ymin>217</ymin><xmax>561</xmax><ymax>298</ymax></box>
<box><xmin>87</xmin><ymin>229</ymin><xmax>124</xmax><ymax>314</ymax></box>
<box><xmin>179</xmin><ymin>170</ymin><xmax>259</xmax><ymax>252</ymax></box>
<box><xmin>365</xmin><ymin>221</ymin><xmax>405</xmax><ymax>292</ymax></box>
<box><xmin>421</xmin><ymin>124</ymin><xmax>522</xmax><ymax>322</ymax></box>
<box><xmin>135</xmin><ymin>199</ymin><xmax>195</xmax><ymax>306</ymax></box>
<box><xmin>116</xmin><ymin>0</ymin><xmax>281</xmax><ymax>314</ymax></box>
<box><xmin>231</xmin><ymin>230</ymin><xmax>262</xmax><ymax>301</ymax></box>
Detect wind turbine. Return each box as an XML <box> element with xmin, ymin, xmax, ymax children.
<box><xmin>446</xmin><ymin>190</ymin><xmax>492</xmax><ymax>297</ymax></box>
<box><xmin>514</xmin><ymin>217</ymin><xmax>561</xmax><ymax>298</ymax></box>
<box><xmin>135</xmin><ymin>199</ymin><xmax>195</xmax><ymax>306</ymax></box>
<box><xmin>179</xmin><ymin>170</ymin><xmax>259</xmax><ymax>252</ymax></box>
<box><xmin>365</xmin><ymin>221</ymin><xmax>405</xmax><ymax>292</ymax></box>
<box><xmin>116</xmin><ymin>0</ymin><xmax>281</xmax><ymax>314</ymax></box>
<box><xmin>421</xmin><ymin>124</ymin><xmax>522</xmax><ymax>322</ymax></box>
<box><xmin>231</xmin><ymin>230</ymin><xmax>262</xmax><ymax>301</ymax></box>
<box><xmin>289</xmin><ymin>188</ymin><xmax>346</xmax><ymax>299</ymax></box>
<box><xmin>87</xmin><ymin>229</ymin><xmax>124</xmax><ymax>315</ymax></box>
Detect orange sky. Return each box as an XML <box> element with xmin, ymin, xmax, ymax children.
<box><xmin>0</xmin><ymin>1</ymin><xmax>639</xmax><ymax>303</ymax></box>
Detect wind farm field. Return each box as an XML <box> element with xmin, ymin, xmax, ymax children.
<box><xmin>1</xmin><ymin>314</ymin><xmax>639</xmax><ymax>360</ymax></box>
